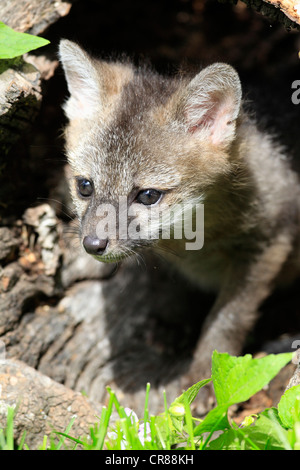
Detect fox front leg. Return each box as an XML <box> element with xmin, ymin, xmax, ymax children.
<box><xmin>182</xmin><ymin>231</ymin><xmax>294</xmax><ymax>413</ymax></box>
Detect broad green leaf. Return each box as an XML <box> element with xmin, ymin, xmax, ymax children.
<box><xmin>208</xmin><ymin>411</ymin><xmax>290</xmax><ymax>450</ymax></box>
<box><xmin>206</xmin><ymin>428</ymin><xmax>251</xmax><ymax>450</ymax></box>
<box><xmin>0</xmin><ymin>22</ymin><xmax>50</xmax><ymax>59</ymax></box>
<box><xmin>212</xmin><ymin>351</ymin><xmax>292</xmax><ymax>406</ymax></box>
<box><xmin>278</xmin><ymin>384</ymin><xmax>300</xmax><ymax>429</ymax></box>
<box><xmin>193</xmin><ymin>403</ymin><xmax>230</xmax><ymax>436</ymax></box>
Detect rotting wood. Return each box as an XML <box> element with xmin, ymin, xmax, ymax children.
<box><xmin>0</xmin><ymin>57</ymin><xmax>42</xmax><ymax>156</ymax></box>
<box><xmin>224</xmin><ymin>0</ymin><xmax>300</xmax><ymax>28</ymax></box>
<box><xmin>1</xmin><ymin>0</ymin><xmax>72</xmax><ymax>35</ymax></box>
<box><xmin>0</xmin><ymin>359</ymin><xmax>101</xmax><ymax>449</ymax></box>
<box><xmin>264</xmin><ymin>0</ymin><xmax>300</xmax><ymax>25</ymax></box>
<box><xmin>0</xmin><ymin>0</ymin><xmax>69</xmax><ymax>160</ymax></box>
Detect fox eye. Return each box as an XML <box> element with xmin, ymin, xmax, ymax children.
<box><xmin>136</xmin><ymin>189</ymin><xmax>162</xmax><ymax>206</ymax></box>
<box><xmin>76</xmin><ymin>177</ymin><xmax>93</xmax><ymax>197</ymax></box>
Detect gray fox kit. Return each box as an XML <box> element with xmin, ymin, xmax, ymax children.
<box><xmin>59</xmin><ymin>39</ymin><xmax>300</xmax><ymax>394</ymax></box>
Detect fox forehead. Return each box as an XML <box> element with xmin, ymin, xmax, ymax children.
<box><xmin>68</xmin><ymin>121</ymin><xmax>184</xmax><ymax>199</ymax></box>
<box><xmin>66</xmin><ymin>72</ymin><xmax>186</xmax><ymax>196</ymax></box>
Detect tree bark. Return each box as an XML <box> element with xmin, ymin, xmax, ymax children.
<box><xmin>1</xmin><ymin>0</ymin><xmax>71</xmax><ymax>35</ymax></box>
<box><xmin>0</xmin><ymin>0</ymin><xmax>68</xmax><ymax>156</ymax></box>
<box><xmin>0</xmin><ymin>57</ymin><xmax>42</xmax><ymax>157</ymax></box>
<box><xmin>264</xmin><ymin>0</ymin><xmax>300</xmax><ymax>25</ymax></box>
<box><xmin>0</xmin><ymin>359</ymin><xmax>100</xmax><ymax>449</ymax></box>
<box><xmin>235</xmin><ymin>0</ymin><xmax>300</xmax><ymax>28</ymax></box>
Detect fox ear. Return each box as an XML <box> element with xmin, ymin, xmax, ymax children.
<box><xmin>59</xmin><ymin>40</ymin><xmax>101</xmax><ymax>120</ymax></box>
<box><xmin>179</xmin><ymin>63</ymin><xmax>242</xmax><ymax>147</ymax></box>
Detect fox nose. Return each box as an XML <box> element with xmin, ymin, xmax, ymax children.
<box><xmin>83</xmin><ymin>236</ymin><xmax>108</xmax><ymax>256</ymax></box>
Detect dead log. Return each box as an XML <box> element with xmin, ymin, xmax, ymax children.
<box><xmin>0</xmin><ymin>359</ymin><xmax>100</xmax><ymax>449</ymax></box>
<box><xmin>237</xmin><ymin>0</ymin><xmax>300</xmax><ymax>28</ymax></box>
<box><xmin>0</xmin><ymin>0</ymin><xmax>68</xmax><ymax>163</ymax></box>
<box><xmin>0</xmin><ymin>57</ymin><xmax>42</xmax><ymax>157</ymax></box>
<box><xmin>1</xmin><ymin>0</ymin><xmax>71</xmax><ymax>35</ymax></box>
<box><xmin>263</xmin><ymin>0</ymin><xmax>300</xmax><ymax>25</ymax></box>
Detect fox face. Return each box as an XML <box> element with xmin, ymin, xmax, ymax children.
<box><xmin>59</xmin><ymin>40</ymin><xmax>242</xmax><ymax>263</ymax></box>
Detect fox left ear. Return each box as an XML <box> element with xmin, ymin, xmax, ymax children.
<box><xmin>178</xmin><ymin>63</ymin><xmax>242</xmax><ymax>147</ymax></box>
<box><xmin>59</xmin><ymin>39</ymin><xmax>102</xmax><ymax>120</ymax></box>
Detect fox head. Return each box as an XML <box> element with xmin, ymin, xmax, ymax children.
<box><xmin>59</xmin><ymin>40</ymin><xmax>242</xmax><ymax>263</ymax></box>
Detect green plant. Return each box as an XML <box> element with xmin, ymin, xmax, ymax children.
<box><xmin>1</xmin><ymin>351</ymin><xmax>299</xmax><ymax>450</ymax></box>
<box><xmin>61</xmin><ymin>351</ymin><xmax>298</xmax><ymax>450</ymax></box>
<box><xmin>0</xmin><ymin>22</ymin><xmax>49</xmax><ymax>59</ymax></box>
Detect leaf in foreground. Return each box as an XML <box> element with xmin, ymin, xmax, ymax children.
<box><xmin>169</xmin><ymin>378</ymin><xmax>212</xmax><ymax>417</ymax></box>
<box><xmin>208</xmin><ymin>411</ymin><xmax>290</xmax><ymax>450</ymax></box>
<box><xmin>277</xmin><ymin>384</ymin><xmax>300</xmax><ymax>429</ymax></box>
<box><xmin>194</xmin><ymin>351</ymin><xmax>293</xmax><ymax>438</ymax></box>
<box><xmin>212</xmin><ymin>351</ymin><xmax>293</xmax><ymax>406</ymax></box>
<box><xmin>0</xmin><ymin>22</ymin><xmax>50</xmax><ymax>59</ymax></box>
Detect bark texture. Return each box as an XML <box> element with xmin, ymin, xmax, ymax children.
<box><xmin>266</xmin><ymin>0</ymin><xmax>300</xmax><ymax>25</ymax></box>
<box><xmin>0</xmin><ymin>359</ymin><xmax>100</xmax><ymax>449</ymax></box>
<box><xmin>0</xmin><ymin>57</ymin><xmax>42</xmax><ymax>156</ymax></box>
<box><xmin>237</xmin><ymin>0</ymin><xmax>300</xmax><ymax>28</ymax></box>
<box><xmin>1</xmin><ymin>0</ymin><xmax>71</xmax><ymax>35</ymax></box>
<box><xmin>0</xmin><ymin>0</ymin><xmax>67</xmax><ymax>156</ymax></box>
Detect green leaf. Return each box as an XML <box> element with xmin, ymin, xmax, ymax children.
<box><xmin>169</xmin><ymin>377</ymin><xmax>212</xmax><ymax>417</ymax></box>
<box><xmin>212</xmin><ymin>351</ymin><xmax>292</xmax><ymax>406</ymax></box>
<box><xmin>168</xmin><ymin>378</ymin><xmax>212</xmax><ymax>438</ymax></box>
<box><xmin>207</xmin><ymin>427</ymin><xmax>257</xmax><ymax>450</ymax></box>
<box><xmin>193</xmin><ymin>403</ymin><xmax>230</xmax><ymax>436</ymax></box>
<box><xmin>208</xmin><ymin>411</ymin><xmax>290</xmax><ymax>450</ymax></box>
<box><xmin>278</xmin><ymin>384</ymin><xmax>300</xmax><ymax>429</ymax></box>
<box><xmin>0</xmin><ymin>22</ymin><xmax>50</xmax><ymax>59</ymax></box>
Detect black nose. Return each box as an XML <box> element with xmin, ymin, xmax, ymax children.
<box><xmin>83</xmin><ymin>236</ymin><xmax>108</xmax><ymax>256</ymax></box>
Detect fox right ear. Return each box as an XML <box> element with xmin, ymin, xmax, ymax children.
<box><xmin>177</xmin><ymin>63</ymin><xmax>242</xmax><ymax>148</ymax></box>
<box><xmin>59</xmin><ymin>39</ymin><xmax>101</xmax><ymax>120</ymax></box>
